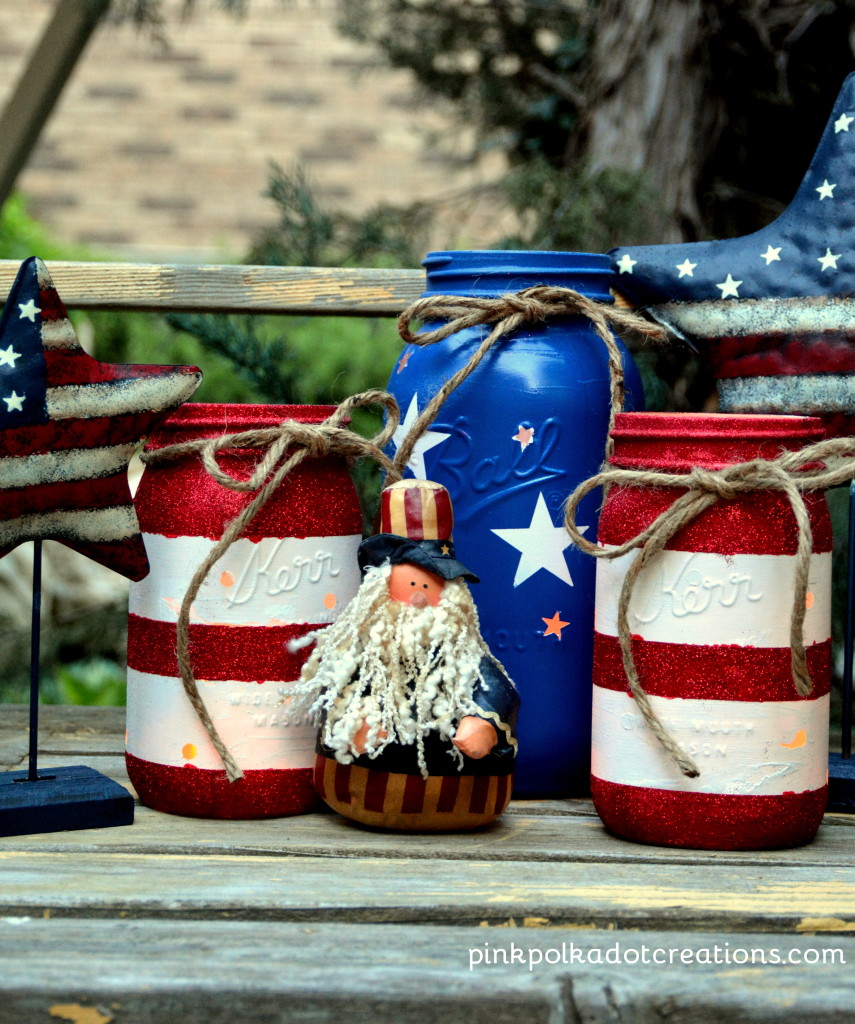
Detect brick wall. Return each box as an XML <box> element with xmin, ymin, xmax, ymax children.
<box><xmin>0</xmin><ymin>0</ymin><xmax>509</xmax><ymax>262</ymax></box>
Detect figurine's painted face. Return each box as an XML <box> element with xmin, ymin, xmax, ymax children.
<box><xmin>388</xmin><ymin>563</ymin><xmax>446</xmax><ymax>608</ymax></box>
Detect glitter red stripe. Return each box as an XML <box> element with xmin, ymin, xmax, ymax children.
<box><xmin>597</xmin><ymin>486</ymin><xmax>832</xmax><ymax>556</ymax></box>
<box><xmin>127</xmin><ymin>614</ymin><xmax>317</xmax><ymax>681</ymax></box>
<box><xmin>593</xmin><ymin>633</ymin><xmax>832</xmax><ymax>702</ymax></box>
<box><xmin>590</xmin><ymin>775</ymin><xmax>828</xmax><ymax>850</ymax></box>
<box><xmin>126</xmin><ymin>751</ymin><xmax>317</xmax><ymax>819</ymax></box>
<box><xmin>135</xmin><ymin>459</ymin><xmax>363</xmax><ymax>541</ymax></box>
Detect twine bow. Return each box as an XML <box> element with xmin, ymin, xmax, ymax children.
<box><xmin>144</xmin><ymin>287</ymin><xmax>664</xmax><ymax>782</ymax></box>
<box><xmin>564</xmin><ymin>437</ymin><xmax>855</xmax><ymax>779</ymax></box>
<box><xmin>394</xmin><ymin>285</ymin><xmax>668</xmax><ymax>475</ymax></box>
<box><xmin>139</xmin><ymin>389</ymin><xmax>400</xmax><ymax>782</ymax></box>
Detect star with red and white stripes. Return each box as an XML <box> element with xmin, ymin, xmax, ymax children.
<box><xmin>0</xmin><ymin>257</ymin><xmax>201</xmax><ymax>580</ymax></box>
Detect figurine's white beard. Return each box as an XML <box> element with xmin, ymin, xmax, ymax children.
<box><xmin>293</xmin><ymin>564</ymin><xmax>494</xmax><ymax>775</ymax></box>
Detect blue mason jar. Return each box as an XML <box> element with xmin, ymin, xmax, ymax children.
<box><xmin>386</xmin><ymin>250</ymin><xmax>644</xmax><ymax>796</ymax></box>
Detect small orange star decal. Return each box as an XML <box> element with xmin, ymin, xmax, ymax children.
<box><xmin>396</xmin><ymin>349</ymin><xmax>413</xmax><ymax>373</ymax></box>
<box><xmin>440</xmin><ymin>543</ymin><xmax>451</xmax><ymax>555</ymax></box>
<box><xmin>541</xmin><ymin>611</ymin><xmax>569</xmax><ymax>639</ymax></box>
<box><xmin>512</xmin><ymin>425</ymin><xmax>535</xmax><ymax>449</ymax></box>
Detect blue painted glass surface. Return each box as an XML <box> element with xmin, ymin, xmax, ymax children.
<box><xmin>386</xmin><ymin>250</ymin><xmax>644</xmax><ymax>796</ymax></box>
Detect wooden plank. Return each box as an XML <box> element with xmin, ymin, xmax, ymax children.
<box><xmin>0</xmin><ymin>261</ymin><xmax>425</xmax><ymax>315</ymax></box>
<box><xmin>0</xmin><ymin>705</ymin><xmax>126</xmax><ymax>768</ymax></box>
<box><xmin>0</xmin><ymin>704</ymin><xmax>125</xmax><ymax>740</ymax></box>
<box><xmin>2</xmin><ymin>849</ymin><xmax>854</xmax><ymax>932</ymax></box>
<box><xmin>0</xmin><ymin>754</ymin><xmax>131</xmax><ymax>787</ymax></box>
<box><xmin>2</xmin><ymin>707</ymin><xmax>852</xmax><ymax>868</ymax></box>
<box><xmin>0</xmin><ymin>919</ymin><xmax>852</xmax><ymax>1024</ymax></box>
<box><xmin>1</xmin><ymin>799</ymin><xmax>854</xmax><ymax>870</ymax></box>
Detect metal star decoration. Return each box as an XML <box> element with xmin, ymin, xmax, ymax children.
<box><xmin>609</xmin><ymin>73</ymin><xmax>855</xmax><ymax>432</ymax></box>
<box><xmin>0</xmin><ymin>257</ymin><xmax>202</xmax><ymax>581</ymax></box>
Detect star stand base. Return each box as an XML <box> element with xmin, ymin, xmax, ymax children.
<box><xmin>0</xmin><ymin>765</ymin><xmax>134</xmax><ymax>838</ymax></box>
<box><xmin>828</xmin><ymin>754</ymin><xmax>855</xmax><ymax>814</ymax></box>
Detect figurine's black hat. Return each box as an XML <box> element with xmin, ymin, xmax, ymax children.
<box><xmin>357</xmin><ymin>479</ymin><xmax>479</xmax><ymax>583</ymax></box>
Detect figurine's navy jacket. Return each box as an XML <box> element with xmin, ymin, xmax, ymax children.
<box><xmin>317</xmin><ymin>654</ymin><xmax>519</xmax><ymax>777</ymax></box>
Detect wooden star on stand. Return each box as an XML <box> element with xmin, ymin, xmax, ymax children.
<box><xmin>0</xmin><ymin>256</ymin><xmax>202</xmax><ymax>838</ymax></box>
<box><xmin>0</xmin><ymin>257</ymin><xmax>202</xmax><ymax>581</ymax></box>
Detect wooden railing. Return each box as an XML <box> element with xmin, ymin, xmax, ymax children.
<box><xmin>0</xmin><ymin>260</ymin><xmax>424</xmax><ymax>316</ymax></box>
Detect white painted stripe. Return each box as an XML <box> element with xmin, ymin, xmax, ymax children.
<box><xmin>46</xmin><ymin>374</ymin><xmax>199</xmax><ymax>421</ymax></box>
<box><xmin>130</xmin><ymin>532</ymin><xmax>362</xmax><ymax>626</ymax></box>
<box><xmin>40</xmin><ymin>318</ymin><xmax>78</xmax><ymax>349</ymax></box>
<box><xmin>659</xmin><ymin>295</ymin><xmax>855</xmax><ymax>339</ymax></box>
<box><xmin>591</xmin><ymin>686</ymin><xmax>829</xmax><ymax>795</ymax></box>
<box><xmin>0</xmin><ymin>504</ymin><xmax>138</xmax><ymax>546</ymax></box>
<box><xmin>719</xmin><ymin>375</ymin><xmax>855</xmax><ymax>415</ymax></box>
<box><xmin>0</xmin><ymin>444</ymin><xmax>136</xmax><ymax>490</ymax></box>
<box><xmin>595</xmin><ymin>548</ymin><xmax>831</xmax><ymax>648</ymax></box>
<box><xmin>126</xmin><ymin>669</ymin><xmax>316</xmax><ymax>771</ymax></box>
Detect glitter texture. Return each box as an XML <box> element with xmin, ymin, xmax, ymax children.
<box><xmin>592</xmin><ymin>412</ymin><xmax>831</xmax><ymax>850</ymax></box>
<box><xmin>128</xmin><ymin>616</ymin><xmax>315</xmax><ymax>681</ymax></box>
<box><xmin>591</xmin><ymin>777</ymin><xmax>828</xmax><ymax>851</ymax></box>
<box><xmin>126</xmin><ymin>752</ymin><xmax>317</xmax><ymax>819</ymax></box>
<box><xmin>137</xmin><ymin>404</ymin><xmax>362</xmax><ymax>542</ymax></box>
<box><xmin>594</xmin><ymin>633</ymin><xmax>832</xmax><ymax>702</ymax></box>
<box><xmin>127</xmin><ymin>403</ymin><xmax>362</xmax><ymax>819</ymax></box>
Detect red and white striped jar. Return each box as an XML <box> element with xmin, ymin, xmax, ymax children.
<box><xmin>126</xmin><ymin>403</ymin><xmax>363</xmax><ymax>818</ymax></box>
<box><xmin>591</xmin><ymin>412</ymin><xmax>831</xmax><ymax>849</ymax></box>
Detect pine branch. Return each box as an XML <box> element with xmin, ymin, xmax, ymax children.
<box><xmin>166</xmin><ymin>313</ymin><xmax>302</xmax><ymax>403</ymax></box>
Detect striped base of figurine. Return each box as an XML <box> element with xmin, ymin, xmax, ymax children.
<box><xmin>314</xmin><ymin>755</ymin><xmax>512</xmax><ymax>831</ymax></box>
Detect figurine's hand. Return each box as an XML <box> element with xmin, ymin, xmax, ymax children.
<box><xmin>452</xmin><ymin>716</ymin><xmax>497</xmax><ymax>759</ymax></box>
<box><xmin>352</xmin><ymin>720</ymin><xmax>387</xmax><ymax>755</ymax></box>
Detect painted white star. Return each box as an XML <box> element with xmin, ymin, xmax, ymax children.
<box><xmin>716</xmin><ymin>274</ymin><xmax>742</xmax><ymax>299</ymax></box>
<box><xmin>818</xmin><ymin>248</ymin><xmax>841</xmax><ymax>272</ymax></box>
<box><xmin>492</xmin><ymin>491</ymin><xmax>587</xmax><ymax>588</ymax></box>
<box><xmin>760</xmin><ymin>245</ymin><xmax>782</xmax><ymax>265</ymax></box>
<box><xmin>816</xmin><ymin>179</ymin><xmax>836</xmax><ymax>200</ymax></box>
<box><xmin>17</xmin><ymin>299</ymin><xmax>40</xmax><ymax>322</ymax></box>
<box><xmin>675</xmin><ymin>259</ymin><xmax>697</xmax><ymax>278</ymax></box>
<box><xmin>616</xmin><ymin>253</ymin><xmax>636</xmax><ymax>274</ymax></box>
<box><xmin>3</xmin><ymin>391</ymin><xmax>24</xmax><ymax>412</ymax></box>
<box><xmin>835</xmin><ymin>113</ymin><xmax>854</xmax><ymax>133</ymax></box>
<box><xmin>0</xmin><ymin>344</ymin><xmax>21</xmax><ymax>368</ymax></box>
<box><xmin>390</xmin><ymin>393</ymin><xmax>451</xmax><ymax>478</ymax></box>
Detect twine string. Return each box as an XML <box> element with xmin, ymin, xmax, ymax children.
<box><xmin>142</xmin><ymin>287</ymin><xmax>663</xmax><ymax>784</ymax></box>
<box><xmin>563</xmin><ymin>438</ymin><xmax>855</xmax><ymax>778</ymax></box>
<box><xmin>393</xmin><ymin>286</ymin><xmax>667</xmax><ymax>475</ymax></box>
<box><xmin>139</xmin><ymin>389</ymin><xmax>401</xmax><ymax>782</ymax></box>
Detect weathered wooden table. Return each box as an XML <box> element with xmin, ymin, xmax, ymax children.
<box><xmin>1</xmin><ymin>705</ymin><xmax>854</xmax><ymax>1022</ymax></box>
